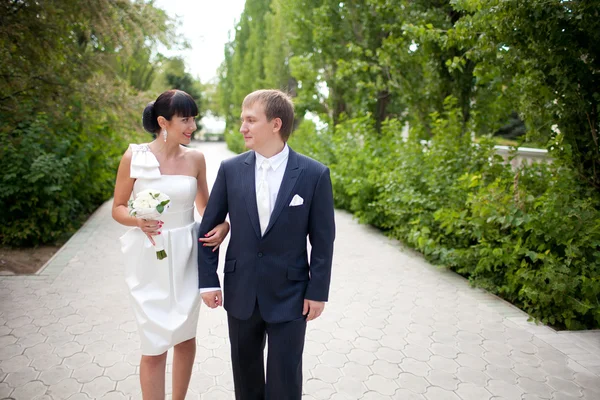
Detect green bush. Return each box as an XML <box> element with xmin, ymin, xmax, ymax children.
<box><xmin>289</xmin><ymin>98</ymin><xmax>600</xmax><ymax>330</ymax></box>
<box><xmin>0</xmin><ymin>105</ymin><xmax>142</xmax><ymax>246</ymax></box>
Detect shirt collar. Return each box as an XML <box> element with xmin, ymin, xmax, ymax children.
<box><xmin>255</xmin><ymin>144</ymin><xmax>289</xmax><ymax>171</ymax></box>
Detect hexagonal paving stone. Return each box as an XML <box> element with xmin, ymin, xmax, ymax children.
<box><xmin>455</xmin><ymin>366</ymin><xmax>489</xmax><ymax>387</ymax></box>
<box><xmin>200</xmin><ymin>387</ymin><xmax>234</xmax><ymax>399</ymax></box>
<box><xmin>345</xmin><ymin>349</ymin><xmax>375</xmax><ymax>366</ymax></box>
<box><xmin>370</xmin><ymin>359</ymin><xmax>401</xmax><ymax>380</ymax></box>
<box><xmin>305</xmin><ymin>341</ymin><xmax>327</xmax><ymax>356</ymax></box>
<box><xmin>362</xmin><ymin>391</ymin><xmax>392</xmax><ymax>400</ymax></box>
<box><xmin>423</xmin><ymin>386</ymin><xmax>461</xmax><ymax>400</ymax></box>
<box><xmin>487</xmin><ymin>379</ymin><xmax>526</xmax><ymax>400</ymax></box>
<box><xmin>482</xmin><ymin>351</ymin><xmax>514</xmax><ymax>370</ymax></box>
<box><xmin>546</xmin><ymin>376</ymin><xmax>582</xmax><ymax>398</ymax></box>
<box><xmin>326</xmin><ymin>339</ymin><xmax>354</xmax><ymax>354</ymax></box>
<box><xmin>103</xmin><ymin>361</ymin><xmax>135</xmax><ymax>382</ymax></box>
<box><xmin>375</xmin><ymin>347</ymin><xmax>404</xmax><ymax>364</ymax></box>
<box><xmin>54</xmin><ymin>341</ymin><xmax>83</xmax><ymax>358</ymax></box>
<box><xmin>517</xmin><ymin>377</ymin><xmax>554</xmax><ymax>399</ymax></box>
<box><xmin>46</xmin><ymin>377</ymin><xmax>82</xmax><ymax>399</ymax></box>
<box><xmin>310</xmin><ymin>364</ymin><xmax>342</xmax><ymax>384</ymax></box>
<box><xmin>6</xmin><ymin>316</ymin><xmax>32</xmax><ymax>329</ymax></box>
<box><xmin>429</xmin><ymin>343</ymin><xmax>459</xmax><ymax>359</ymax></box>
<box><xmin>541</xmin><ymin>360</ymin><xmax>577</xmax><ymax>381</ymax></box>
<box><xmin>354</xmin><ymin>337</ymin><xmax>381</xmax><ymax>352</ymax></box>
<box><xmin>0</xmin><ymin>355</ymin><xmax>31</xmax><ymax>373</ymax></box>
<box><xmin>391</xmin><ymin>388</ymin><xmax>426</xmax><ymax>399</ymax></box>
<box><xmin>72</xmin><ymin>363</ymin><xmax>105</xmax><ymax>384</ymax></box>
<box><xmin>10</xmin><ymin>380</ymin><xmax>47</xmax><ymax>399</ymax></box>
<box><xmin>455</xmin><ymin>382</ymin><xmax>493</xmax><ymax>400</ymax></box>
<box><xmin>340</xmin><ymin>362</ymin><xmax>372</xmax><ymax>382</ymax></box>
<box><xmin>334</xmin><ymin>376</ymin><xmax>368</xmax><ymax>397</ymax></box>
<box><xmin>378</xmin><ymin>334</ymin><xmax>407</xmax><ymax>351</ymax></box>
<box><xmin>215</xmin><ymin>370</ymin><xmax>234</xmax><ymax>391</ymax></box>
<box><xmin>304</xmin><ymin>378</ymin><xmax>336</xmax><ymax>400</ymax></box>
<box><xmin>513</xmin><ymin>363</ymin><xmax>548</xmax><ymax>382</ymax></box>
<box><xmin>82</xmin><ymin>376</ymin><xmax>116</xmax><ymax>398</ymax></box>
<box><xmin>15</xmin><ymin>332</ymin><xmax>45</xmax><ymax>349</ymax></box>
<box><xmin>198</xmin><ymin>357</ymin><xmax>229</xmax><ymax>377</ymax></box>
<box><xmin>116</xmin><ymin>374</ymin><xmax>142</xmax><ymax>398</ymax></box>
<box><xmin>455</xmin><ymin>353</ymin><xmax>487</xmax><ymax>370</ymax></box>
<box><xmin>95</xmin><ymin>351</ymin><xmax>124</xmax><ymax>368</ymax></box>
<box><xmin>426</xmin><ymin>369</ymin><xmax>460</xmax><ymax>391</ymax></box>
<box><xmin>395</xmin><ymin>373</ymin><xmax>429</xmax><ymax>394</ymax></box>
<box><xmin>3</xmin><ymin>367</ymin><xmax>39</xmax><ymax>388</ymax></box>
<box><xmin>64</xmin><ymin>352</ymin><xmax>94</xmax><ymax>369</ymax></box>
<box><xmin>364</xmin><ymin>375</ymin><xmax>398</xmax><ymax>396</ymax></box>
<box><xmin>0</xmin><ymin>335</ymin><xmax>17</xmax><ymax>347</ymax></box>
<box><xmin>319</xmin><ymin>351</ymin><xmax>349</xmax><ymax>368</ymax></box>
<box><xmin>402</xmin><ymin>345</ymin><xmax>432</xmax><ymax>362</ymax></box>
<box><xmin>357</xmin><ymin>327</ymin><xmax>384</xmax><ymax>341</ymax></box>
<box><xmin>0</xmin><ymin>344</ymin><xmax>24</xmax><ymax>361</ymax></box>
<box><xmin>0</xmin><ymin>382</ymin><xmax>13</xmax><ymax>399</ymax></box>
<box><xmin>84</xmin><ymin>340</ymin><xmax>112</xmax><ymax>357</ymax></box>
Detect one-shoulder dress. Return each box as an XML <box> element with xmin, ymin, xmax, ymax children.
<box><xmin>119</xmin><ymin>143</ymin><xmax>201</xmax><ymax>355</ymax></box>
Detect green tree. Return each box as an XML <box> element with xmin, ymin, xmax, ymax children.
<box><xmin>450</xmin><ymin>0</ymin><xmax>600</xmax><ymax>188</ymax></box>
<box><xmin>0</xmin><ymin>0</ymin><xmax>176</xmax><ymax>246</ymax></box>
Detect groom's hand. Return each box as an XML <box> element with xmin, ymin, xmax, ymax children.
<box><xmin>201</xmin><ymin>290</ymin><xmax>222</xmax><ymax>308</ymax></box>
<box><xmin>303</xmin><ymin>299</ymin><xmax>325</xmax><ymax>321</ymax></box>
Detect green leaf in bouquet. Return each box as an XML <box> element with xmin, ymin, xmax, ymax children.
<box><xmin>156</xmin><ymin>204</ymin><xmax>164</xmax><ymax>213</ymax></box>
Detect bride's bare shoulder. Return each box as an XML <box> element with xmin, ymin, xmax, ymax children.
<box><xmin>183</xmin><ymin>146</ymin><xmax>206</xmax><ymax>168</ymax></box>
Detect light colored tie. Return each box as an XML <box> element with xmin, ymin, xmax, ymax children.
<box><xmin>257</xmin><ymin>159</ymin><xmax>271</xmax><ymax>235</ymax></box>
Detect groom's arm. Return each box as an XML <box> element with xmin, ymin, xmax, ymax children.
<box><xmin>198</xmin><ymin>162</ymin><xmax>228</xmax><ymax>289</ymax></box>
<box><xmin>306</xmin><ymin>167</ymin><xmax>336</xmax><ymax>301</ymax></box>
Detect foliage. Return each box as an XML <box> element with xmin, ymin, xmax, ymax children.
<box><xmin>449</xmin><ymin>0</ymin><xmax>600</xmax><ymax>189</ymax></box>
<box><xmin>216</xmin><ymin>0</ymin><xmax>600</xmax><ymax>328</ymax></box>
<box><xmin>0</xmin><ymin>0</ymin><xmax>174</xmax><ymax>246</ymax></box>
<box><xmin>292</xmin><ymin>99</ymin><xmax>600</xmax><ymax>329</ymax></box>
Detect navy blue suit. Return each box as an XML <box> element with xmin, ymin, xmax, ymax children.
<box><xmin>198</xmin><ymin>147</ymin><xmax>335</xmax><ymax>400</ymax></box>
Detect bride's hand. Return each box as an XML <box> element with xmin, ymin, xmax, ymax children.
<box><xmin>198</xmin><ymin>221</ymin><xmax>230</xmax><ymax>251</ymax></box>
<box><xmin>137</xmin><ymin>218</ymin><xmax>162</xmax><ymax>246</ymax></box>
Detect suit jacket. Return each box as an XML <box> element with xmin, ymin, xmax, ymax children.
<box><xmin>197</xmin><ymin>147</ymin><xmax>335</xmax><ymax>323</ymax></box>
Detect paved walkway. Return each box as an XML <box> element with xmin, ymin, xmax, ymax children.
<box><xmin>1</xmin><ymin>142</ymin><xmax>600</xmax><ymax>400</ymax></box>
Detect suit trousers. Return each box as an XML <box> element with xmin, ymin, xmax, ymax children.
<box><xmin>227</xmin><ymin>302</ymin><xmax>307</xmax><ymax>400</ymax></box>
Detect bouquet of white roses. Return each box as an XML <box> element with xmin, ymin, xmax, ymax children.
<box><xmin>128</xmin><ymin>189</ymin><xmax>171</xmax><ymax>260</ymax></box>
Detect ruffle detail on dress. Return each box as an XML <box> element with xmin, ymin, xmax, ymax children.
<box><xmin>129</xmin><ymin>143</ymin><xmax>161</xmax><ymax>179</ymax></box>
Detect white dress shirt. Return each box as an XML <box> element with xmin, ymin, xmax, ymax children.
<box><xmin>254</xmin><ymin>144</ymin><xmax>289</xmax><ymax>215</ymax></box>
<box><xmin>200</xmin><ymin>145</ymin><xmax>289</xmax><ymax>294</ymax></box>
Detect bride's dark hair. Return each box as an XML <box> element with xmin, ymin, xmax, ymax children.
<box><xmin>142</xmin><ymin>90</ymin><xmax>199</xmax><ymax>136</ymax></box>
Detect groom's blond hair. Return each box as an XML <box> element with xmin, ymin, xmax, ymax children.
<box><xmin>243</xmin><ymin>89</ymin><xmax>295</xmax><ymax>141</ymax></box>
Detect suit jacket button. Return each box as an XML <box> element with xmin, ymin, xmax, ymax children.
<box><xmin>257</xmin><ymin>252</ymin><xmax>263</xmax><ymax>258</ymax></box>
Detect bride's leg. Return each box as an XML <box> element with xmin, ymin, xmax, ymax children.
<box><xmin>172</xmin><ymin>338</ymin><xmax>196</xmax><ymax>400</ymax></box>
<box><xmin>140</xmin><ymin>352</ymin><xmax>168</xmax><ymax>400</ymax></box>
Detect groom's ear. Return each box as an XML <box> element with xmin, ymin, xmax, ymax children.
<box><xmin>271</xmin><ymin>117</ymin><xmax>282</xmax><ymax>133</ymax></box>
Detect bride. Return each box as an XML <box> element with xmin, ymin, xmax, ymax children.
<box><xmin>112</xmin><ymin>89</ymin><xmax>229</xmax><ymax>399</ymax></box>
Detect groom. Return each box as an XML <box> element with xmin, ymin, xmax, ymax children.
<box><xmin>197</xmin><ymin>89</ymin><xmax>335</xmax><ymax>399</ymax></box>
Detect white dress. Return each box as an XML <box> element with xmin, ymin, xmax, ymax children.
<box><xmin>119</xmin><ymin>143</ymin><xmax>201</xmax><ymax>355</ymax></box>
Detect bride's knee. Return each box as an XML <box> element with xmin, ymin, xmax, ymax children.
<box><xmin>141</xmin><ymin>353</ymin><xmax>167</xmax><ymax>367</ymax></box>
<box><xmin>174</xmin><ymin>338</ymin><xmax>196</xmax><ymax>351</ymax></box>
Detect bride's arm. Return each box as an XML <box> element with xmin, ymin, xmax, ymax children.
<box><xmin>112</xmin><ymin>150</ymin><xmax>138</xmax><ymax>227</ymax></box>
<box><xmin>112</xmin><ymin>150</ymin><xmax>160</xmax><ymax>242</ymax></box>
<box><xmin>194</xmin><ymin>151</ymin><xmax>229</xmax><ymax>249</ymax></box>
<box><xmin>194</xmin><ymin>151</ymin><xmax>210</xmax><ymax>216</ymax></box>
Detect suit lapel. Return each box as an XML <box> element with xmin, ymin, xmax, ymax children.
<box><xmin>242</xmin><ymin>152</ymin><xmax>262</xmax><ymax>239</ymax></box>
<box><xmin>264</xmin><ymin>148</ymin><xmax>302</xmax><ymax>236</ymax></box>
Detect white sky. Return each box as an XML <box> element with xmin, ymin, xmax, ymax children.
<box><xmin>153</xmin><ymin>0</ymin><xmax>246</xmax><ymax>84</ymax></box>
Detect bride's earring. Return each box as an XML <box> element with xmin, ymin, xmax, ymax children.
<box><xmin>162</xmin><ymin>129</ymin><xmax>168</xmax><ymax>142</ymax></box>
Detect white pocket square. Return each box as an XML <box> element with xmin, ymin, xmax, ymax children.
<box><xmin>289</xmin><ymin>194</ymin><xmax>304</xmax><ymax>207</ymax></box>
